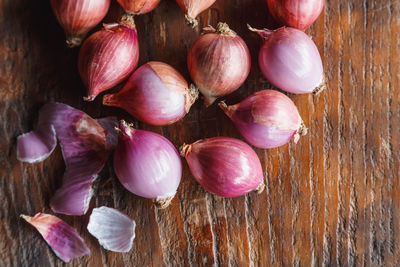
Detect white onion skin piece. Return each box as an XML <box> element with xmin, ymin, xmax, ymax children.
<box><xmin>219</xmin><ymin>90</ymin><xmax>306</xmax><ymax>149</ymax></box>
<box><xmin>188</xmin><ymin>23</ymin><xmax>251</xmax><ymax>106</ymax></box>
<box><xmin>50</xmin><ymin>0</ymin><xmax>111</xmax><ymax>47</ymax></box>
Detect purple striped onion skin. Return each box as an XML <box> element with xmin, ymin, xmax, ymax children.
<box><xmin>219</xmin><ymin>90</ymin><xmax>306</xmax><ymax>149</ymax></box>
<box><xmin>50</xmin><ymin>0</ymin><xmax>110</xmax><ymax>47</ymax></box>
<box><xmin>250</xmin><ymin>26</ymin><xmax>324</xmax><ymax>94</ymax></box>
<box><xmin>103</xmin><ymin>61</ymin><xmax>198</xmax><ymax>126</ymax></box>
<box><xmin>181</xmin><ymin>137</ymin><xmax>265</xmax><ymax>197</ymax></box>
<box><xmin>21</xmin><ymin>213</ymin><xmax>90</xmax><ymax>262</ymax></box>
<box><xmin>78</xmin><ymin>17</ymin><xmax>139</xmax><ymax>101</ymax></box>
<box><xmin>117</xmin><ymin>0</ymin><xmax>161</xmax><ymax>15</ymax></box>
<box><xmin>188</xmin><ymin>23</ymin><xmax>251</xmax><ymax>106</ymax></box>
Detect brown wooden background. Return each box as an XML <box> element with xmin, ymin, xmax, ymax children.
<box><xmin>1</xmin><ymin>0</ymin><xmax>399</xmax><ymax>266</ymax></box>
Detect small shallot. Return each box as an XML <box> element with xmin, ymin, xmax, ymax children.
<box><xmin>50</xmin><ymin>0</ymin><xmax>110</xmax><ymax>47</ymax></box>
<box><xmin>21</xmin><ymin>213</ymin><xmax>90</xmax><ymax>262</ymax></box>
<box><xmin>175</xmin><ymin>0</ymin><xmax>216</xmax><ymax>27</ymax></box>
<box><xmin>188</xmin><ymin>23</ymin><xmax>251</xmax><ymax>106</ymax></box>
<box><xmin>103</xmin><ymin>61</ymin><xmax>198</xmax><ymax>126</ymax></box>
<box><xmin>249</xmin><ymin>25</ymin><xmax>324</xmax><ymax>94</ymax></box>
<box><xmin>219</xmin><ymin>90</ymin><xmax>307</xmax><ymax>149</ymax></box>
<box><xmin>87</xmin><ymin>207</ymin><xmax>136</xmax><ymax>252</ymax></box>
<box><xmin>117</xmin><ymin>0</ymin><xmax>161</xmax><ymax>15</ymax></box>
<box><xmin>266</xmin><ymin>0</ymin><xmax>325</xmax><ymax>30</ymax></box>
<box><xmin>180</xmin><ymin>137</ymin><xmax>265</xmax><ymax>197</ymax></box>
<box><xmin>79</xmin><ymin>15</ymin><xmax>139</xmax><ymax>101</ymax></box>
<box><xmin>113</xmin><ymin>121</ymin><xmax>182</xmax><ymax>208</ymax></box>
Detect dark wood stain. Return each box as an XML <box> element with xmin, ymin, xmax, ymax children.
<box><xmin>0</xmin><ymin>0</ymin><xmax>399</xmax><ymax>266</ymax></box>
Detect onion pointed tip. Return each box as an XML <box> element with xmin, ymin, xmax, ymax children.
<box><xmin>155</xmin><ymin>196</ymin><xmax>174</xmax><ymax>209</ymax></box>
<box><xmin>83</xmin><ymin>95</ymin><xmax>95</xmax><ymax>102</ymax></box>
<box><xmin>102</xmin><ymin>94</ymin><xmax>114</xmax><ymax>106</ymax></box>
<box><xmin>118</xmin><ymin>120</ymin><xmax>135</xmax><ymax>137</ymax></box>
<box><xmin>255</xmin><ymin>182</ymin><xmax>265</xmax><ymax>194</ymax></box>
<box><xmin>247</xmin><ymin>24</ymin><xmax>272</xmax><ymax>39</ymax></box>
<box><xmin>20</xmin><ymin>214</ymin><xmax>31</xmax><ymax>221</ymax></box>
<box><xmin>189</xmin><ymin>84</ymin><xmax>199</xmax><ymax>103</ymax></box>
<box><xmin>179</xmin><ymin>143</ymin><xmax>191</xmax><ymax>157</ymax></box>
<box><xmin>294</xmin><ymin>121</ymin><xmax>308</xmax><ymax>143</ymax></box>
<box><xmin>218</xmin><ymin>101</ymin><xmax>235</xmax><ymax>118</ymax></box>
<box><xmin>185</xmin><ymin>14</ymin><xmax>198</xmax><ymax>28</ymax></box>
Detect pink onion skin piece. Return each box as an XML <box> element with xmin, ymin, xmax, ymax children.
<box><xmin>266</xmin><ymin>0</ymin><xmax>325</xmax><ymax>31</ymax></box>
<box><xmin>87</xmin><ymin>207</ymin><xmax>136</xmax><ymax>252</ymax></box>
<box><xmin>175</xmin><ymin>0</ymin><xmax>216</xmax><ymax>27</ymax></box>
<box><xmin>78</xmin><ymin>18</ymin><xmax>139</xmax><ymax>101</ymax></box>
<box><xmin>181</xmin><ymin>137</ymin><xmax>264</xmax><ymax>197</ymax></box>
<box><xmin>113</xmin><ymin>121</ymin><xmax>182</xmax><ymax>206</ymax></box>
<box><xmin>219</xmin><ymin>90</ymin><xmax>306</xmax><ymax>149</ymax></box>
<box><xmin>117</xmin><ymin>0</ymin><xmax>161</xmax><ymax>15</ymax></box>
<box><xmin>21</xmin><ymin>213</ymin><xmax>90</xmax><ymax>263</ymax></box>
<box><xmin>251</xmin><ymin>26</ymin><xmax>324</xmax><ymax>94</ymax></box>
<box><xmin>50</xmin><ymin>0</ymin><xmax>110</xmax><ymax>47</ymax></box>
<box><xmin>188</xmin><ymin>23</ymin><xmax>251</xmax><ymax>106</ymax></box>
<box><xmin>103</xmin><ymin>61</ymin><xmax>198</xmax><ymax>126</ymax></box>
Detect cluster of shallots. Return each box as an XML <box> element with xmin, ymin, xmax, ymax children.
<box><xmin>17</xmin><ymin>0</ymin><xmax>325</xmax><ymax>263</ymax></box>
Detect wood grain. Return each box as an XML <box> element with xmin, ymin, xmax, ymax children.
<box><xmin>0</xmin><ymin>0</ymin><xmax>399</xmax><ymax>266</ymax></box>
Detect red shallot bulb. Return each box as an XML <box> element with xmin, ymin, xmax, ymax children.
<box><xmin>266</xmin><ymin>0</ymin><xmax>325</xmax><ymax>30</ymax></box>
<box><xmin>175</xmin><ymin>0</ymin><xmax>216</xmax><ymax>27</ymax></box>
<box><xmin>117</xmin><ymin>0</ymin><xmax>161</xmax><ymax>15</ymax></box>
<box><xmin>188</xmin><ymin>23</ymin><xmax>251</xmax><ymax>106</ymax></box>
<box><xmin>180</xmin><ymin>137</ymin><xmax>265</xmax><ymax>197</ymax></box>
<box><xmin>78</xmin><ymin>15</ymin><xmax>139</xmax><ymax>101</ymax></box>
<box><xmin>114</xmin><ymin>121</ymin><xmax>182</xmax><ymax>208</ymax></box>
<box><xmin>50</xmin><ymin>0</ymin><xmax>110</xmax><ymax>47</ymax></box>
<box><xmin>219</xmin><ymin>90</ymin><xmax>307</xmax><ymax>149</ymax></box>
<box><xmin>103</xmin><ymin>61</ymin><xmax>198</xmax><ymax>126</ymax></box>
<box><xmin>249</xmin><ymin>25</ymin><xmax>325</xmax><ymax>94</ymax></box>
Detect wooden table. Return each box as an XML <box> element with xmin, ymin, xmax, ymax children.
<box><xmin>1</xmin><ymin>0</ymin><xmax>399</xmax><ymax>266</ymax></box>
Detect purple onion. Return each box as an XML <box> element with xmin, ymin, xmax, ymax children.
<box><xmin>180</xmin><ymin>137</ymin><xmax>265</xmax><ymax>197</ymax></box>
<box><xmin>249</xmin><ymin>25</ymin><xmax>325</xmax><ymax>94</ymax></box>
<box><xmin>219</xmin><ymin>90</ymin><xmax>307</xmax><ymax>149</ymax></box>
<box><xmin>103</xmin><ymin>61</ymin><xmax>198</xmax><ymax>126</ymax></box>
<box><xmin>113</xmin><ymin>121</ymin><xmax>182</xmax><ymax>208</ymax></box>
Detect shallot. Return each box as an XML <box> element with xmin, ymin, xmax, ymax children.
<box><xmin>180</xmin><ymin>137</ymin><xmax>265</xmax><ymax>197</ymax></box>
<box><xmin>79</xmin><ymin>15</ymin><xmax>139</xmax><ymax>101</ymax></box>
<box><xmin>175</xmin><ymin>0</ymin><xmax>216</xmax><ymax>27</ymax></box>
<box><xmin>188</xmin><ymin>23</ymin><xmax>251</xmax><ymax>106</ymax></box>
<box><xmin>266</xmin><ymin>0</ymin><xmax>325</xmax><ymax>30</ymax></box>
<box><xmin>113</xmin><ymin>121</ymin><xmax>182</xmax><ymax>208</ymax></box>
<box><xmin>249</xmin><ymin>25</ymin><xmax>324</xmax><ymax>94</ymax></box>
<box><xmin>219</xmin><ymin>90</ymin><xmax>307</xmax><ymax>149</ymax></box>
<box><xmin>117</xmin><ymin>0</ymin><xmax>161</xmax><ymax>15</ymax></box>
<box><xmin>50</xmin><ymin>0</ymin><xmax>110</xmax><ymax>47</ymax></box>
<box><xmin>103</xmin><ymin>61</ymin><xmax>198</xmax><ymax>126</ymax></box>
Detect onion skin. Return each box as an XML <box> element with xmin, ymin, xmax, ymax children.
<box><xmin>103</xmin><ymin>61</ymin><xmax>198</xmax><ymax>126</ymax></box>
<box><xmin>175</xmin><ymin>0</ymin><xmax>216</xmax><ymax>27</ymax></box>
<box><xmin>249</xmin><ymin>25</ymin><xmax>324</xmax><ymax>94</ymax></box>
<box><xmin>181</xmin><ymin>137</ymin><xmax>265</xmax><ymax>197</ymax></box>
<box><xmin>219</xmin><ymin>90</ymin><xmax>307</xmax><ymax>149</ymax></box>
<box><xmin>117</xmin><ymin>0</ymin><xmax>161</xmax><ymax>15</ymax></box>
<box><xmin>114</xmin><ymin>121</ymin><xmax>182</xmax><ymax>208</ymax></box>
<box><xmin>188</xmin><ymin>23</ymin><xmax>251</xmax><ymax>106</ymax></box>
<box><xmin>266</xmin><ymin>0</ymin><xmax>325</xmax><ymax>31</ymax></box>
<box><xmin>50</xmin><ymin>0</ymin><xmax>110</xmax><ymax>47</ymax></box>
<box><xmin>78</xmin><ymin>16</ymin><xmax>139</xmax><ymax>101</ymax></box>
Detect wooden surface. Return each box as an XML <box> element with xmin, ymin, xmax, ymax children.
<box><xmin>1</xmin><ymin>0</ymin><xmax>399</xmax><ymax>266</ymax></box>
